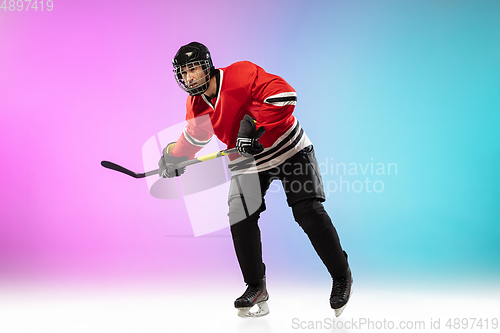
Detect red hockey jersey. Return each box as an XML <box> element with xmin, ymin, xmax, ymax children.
<box><xmin>171</xmin><ymin>61</ymin><xmax>311</xmax><ymax>172</ymax></box>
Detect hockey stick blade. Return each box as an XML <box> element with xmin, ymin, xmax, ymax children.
<box><xmin>100</xmin><ymin>161</ymin><xmax>152</xmax><ymax>179</ymax></box>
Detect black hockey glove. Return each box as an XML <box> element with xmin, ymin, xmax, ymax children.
<box><xmin>236</xmin><ymin>115</ymin><xmax>266</xmax><ymax>158</ymax></box>
<box><xmin>158</xmin><ymin>142</ymin><xmax>189</xmax><ymax>178</ymax></box>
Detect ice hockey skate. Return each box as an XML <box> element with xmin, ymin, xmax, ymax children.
<box><xmin>234</xmin><ymin>277</ymin><xmax>269</xmax><ymax>317</ymax></box>
<box><xmin>330</xmin><ymin>266</ymin><xmax>353</xmax><ymax>317</ymax></box>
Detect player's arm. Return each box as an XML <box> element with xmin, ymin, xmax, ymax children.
<box><xmin>158</xmin><ymin>116</ymin><xmax>213</xmax><ymax>178</ymax></box>
<box><xmin>251</xmin><ymin>66</ymin><xmax>297</xmax><ymax>131</ymax></box>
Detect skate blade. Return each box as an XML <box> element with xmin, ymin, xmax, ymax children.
<box><xmin>334</xmin><ymin>304</ymin><xmax>347</xmax><ymax>317</ymax></box>
<box><xmin>237</xmin><ymin>301</ymin><xmax>269</xmax><ymax>318</ymax></box>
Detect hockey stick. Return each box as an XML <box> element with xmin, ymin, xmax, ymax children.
<box><xmin>101</xmin><ymin>148</ymin><xmax>238</xmax><ymax>179</ymax></box>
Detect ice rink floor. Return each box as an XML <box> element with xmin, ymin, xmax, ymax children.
<box><xmin>1</xmin><ymin>279</ymin><xmax>499</xmax><ymax>333</ymax></box>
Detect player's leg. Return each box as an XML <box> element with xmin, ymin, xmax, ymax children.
<box><xmin>290</xmin><ymin>199</ymin><xmax>348</xmax><ymax>277</ymax></box>
<box><xmin>291</xmin><ymin>198</ymin><xmax>352</xmax><ymax>315</ymax></box>
<box><xmin>228</xmin><ymin>172</ymin><xmax>271</xmax><ymax>285</ymax></box>
<box><xmin>228</xmin><ymin>171</ymin><xmax>273</xmax><ymax>317</ymax></box>
<box><xmin>281</xmin><ymin>145</ymin><xmax>352</xmax><ymax>314</ymax></box>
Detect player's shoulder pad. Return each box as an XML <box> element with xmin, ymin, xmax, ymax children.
<box><xmin>221</xmin><ymin>61</ymin><xmax>258</xmax><ymax>89</ymax></box>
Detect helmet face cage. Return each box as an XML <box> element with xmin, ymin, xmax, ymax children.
<box><xmin>173</xmin><ymin>60</ymin><xmax>212</xmax><ymax>96</ymax></box>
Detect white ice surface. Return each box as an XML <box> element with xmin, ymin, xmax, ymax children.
<box><xmin>1</xmin><ymin>280</ymin><xmax>499</xmax><ymax>333</ymax></box>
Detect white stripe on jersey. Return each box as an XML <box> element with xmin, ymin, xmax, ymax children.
<box><xmin>183</xmin><ymin>127</ymin><xmax>212</xmax><ymax>147</ymax></box>
<box><xmin>264</xmin><ymin>92</ymin><xmax>297</xmax><ymax>106</ymax></box>
<box><xmin>228</xmin><ymin>118</ymin><xmax>312</xmax><ymax>175</ymax></box>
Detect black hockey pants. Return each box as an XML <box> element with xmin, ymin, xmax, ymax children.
<box><xmin>228</xmin><ymin>146</ymin><xmax>348</xmax><ymax>285</ymax></box>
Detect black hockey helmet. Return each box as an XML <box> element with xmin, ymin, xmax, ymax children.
<box><xmin>172</xmin><ymin>42</ymin><xmax>215</xmax><ymax>96</ymax></box>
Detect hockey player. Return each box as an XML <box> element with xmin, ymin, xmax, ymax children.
<box><xmin>158</xmin><ymin>42</ymin><xmax>352</xmax><ymax>317</ymax></box>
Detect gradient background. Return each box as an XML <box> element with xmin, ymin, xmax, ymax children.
<box><xmin>1</xmin><ymin>0</ymin><xmax>499</xmax><ymax>331</ymax></box>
